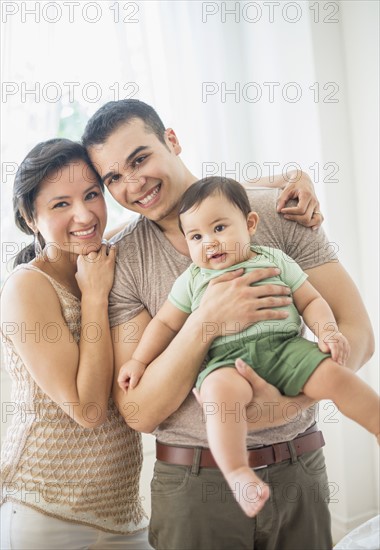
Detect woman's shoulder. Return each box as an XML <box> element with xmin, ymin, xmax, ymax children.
<box><xmin>1</xmin><ymin>264</ymin><xmax>61</xmax><ymax>317</ymax></box>
<box><xmin>3</xmin><ymin>263</ymin><xmax>53</xmax><ymax>288</ymax></box>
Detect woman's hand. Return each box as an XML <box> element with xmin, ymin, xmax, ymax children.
<box><xmin>76</xmin><ymin>243</ymin><xmax>116</xmax><ymax>300</ymax></box>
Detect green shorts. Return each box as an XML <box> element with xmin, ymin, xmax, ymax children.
<box><xmin>196</xmin><ymin>332</ymin><xmax>330</xmax><ymax>396</ymax></box>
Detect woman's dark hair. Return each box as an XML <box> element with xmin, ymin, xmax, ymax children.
<box><xmin>13</xmin><ymin>138</ymin><xmax>102</xmax><ymax>267</ymax></box>
<box><xmin>178</xmin><ymin>177</ymin><xmax>252</xmax><ymax>233</ymax></box>
<box><xmin>82</xmin><ymin>99</ymin><xmax>167</xmax><ymax>149</ymax></box>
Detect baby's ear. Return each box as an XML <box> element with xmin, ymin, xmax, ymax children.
<box><xmin>247</xmin><ymin>211</ymin><xmax>259</xmax><ymax>235</ymax></box>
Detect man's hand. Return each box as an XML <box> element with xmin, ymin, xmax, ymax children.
<box><xmin>276</xmin><ymin>171</ymin><xmax>324</xmax><ymax>230</ymax></box>
<box><xmin>198</xmin><ymin>267</ymin><xmax>293</xmax><ymax>343</ymax></box>
<box><xmin>235</xmin><ymin>358</ymin><xmax>316</xmax><ymax>430</ymax></box>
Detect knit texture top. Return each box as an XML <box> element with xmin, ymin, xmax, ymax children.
<box><xmin>0</xmin><ymin>265</ymin><xmax>146</xmax><ymax>534</ymax></box>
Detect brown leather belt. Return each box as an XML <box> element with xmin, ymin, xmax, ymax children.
<box><xmin>156</xmin><ymin>424</ymin><xmax>324</xmax><ymax>470</ymax></box>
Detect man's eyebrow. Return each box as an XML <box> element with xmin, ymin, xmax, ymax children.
<box><xmin>101</xmin><ymin>146</ymin><xmax>149</xmax><ymax>184</ymax></box>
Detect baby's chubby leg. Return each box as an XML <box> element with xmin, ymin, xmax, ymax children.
<box><xmin>302</xmin><ymin>359</ymin><xmax>380</xmax><ymax>441</ymax></box>
<box><xmin>200</xmin><ymin>366</ymin><xmax>270</xmax><ymax>517</ymax></box>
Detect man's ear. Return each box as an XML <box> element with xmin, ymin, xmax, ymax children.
<box><xmin>164</xmin><ymin>128</ymin><xmax>182</xmax><ymax>155</ymax></box>
<box><xmin>247</xmin><ymin>211</ymin><xmax>259</xmax><ymax>236</ymax></box>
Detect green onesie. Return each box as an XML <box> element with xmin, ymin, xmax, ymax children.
<box><xmin>169</xmin><ymin>246</ymin><xmax>330</xmax><ymax>395</ymax></box>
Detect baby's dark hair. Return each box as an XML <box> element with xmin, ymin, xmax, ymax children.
<box><xmin>178</xmin><ymin>177</ymin><xmax>251</xmax><ymax>233</ymax></box>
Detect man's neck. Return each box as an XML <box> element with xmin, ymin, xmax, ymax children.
<box><xmin>161</xmin><ymin>223</ymin><xmax>190</xmax><ymax>257</ymax></box>
<box><xmin>148</xmin><ymin>170</ymin><xmax>198</xmax><ymax>257</ymax></box>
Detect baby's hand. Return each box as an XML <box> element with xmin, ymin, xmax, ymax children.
<box><xmin>318</xmin><ymin>329</ymin><xmax>350</xmax><ymax>365</ymax></box>
<box><xmin>118</xmin><ymin>359</ymin><xmax>146</xmax><ymax>392</ymax></box>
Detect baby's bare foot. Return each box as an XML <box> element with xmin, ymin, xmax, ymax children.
<box><xmin>225</xmin><ymin>466</ymin><xmax>270</xmax><ymax>517</ymax></box>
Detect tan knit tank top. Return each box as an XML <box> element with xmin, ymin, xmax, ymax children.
<box><xmin>0</xmin><ymin>265</ymin><xmax>146</xmax><ymax>534</ymax></box>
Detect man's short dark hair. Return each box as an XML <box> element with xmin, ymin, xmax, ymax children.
<box><xmin>82</xmin><ymin>99</ymin><xmax>167</xmax><ymax>148</ymax></box>
<box><xmin>178</xmin><ymin>177</ymin><xmax>252</xmax><ymax>233</ymax></box>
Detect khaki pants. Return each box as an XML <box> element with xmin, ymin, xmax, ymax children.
<box><xmin>149</xmin><ymin>448</ymin><xmax>332</xmax><ymax>550</ymax></box>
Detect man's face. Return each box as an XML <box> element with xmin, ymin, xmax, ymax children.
<box><xmin>88</xmin><ymin>118</ymin><xmax>189</xmax><ymax>223</ymax></box>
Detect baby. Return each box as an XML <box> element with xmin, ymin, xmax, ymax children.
<box><xmin>118</xmin><ymin>176</ymin><xmax>380</xmax><ymax>517</ymax></box>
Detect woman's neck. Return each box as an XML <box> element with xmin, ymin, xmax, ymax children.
<box><xmin>32</xmin><ymin>252</ymin><xmax>80</xmax><ymax>297</ymax></box>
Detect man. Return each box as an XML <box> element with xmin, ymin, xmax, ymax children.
<box><xmin>82</xmin><ymin>99</ymin><xmax>374</xmax><ymax>550</ymax></box>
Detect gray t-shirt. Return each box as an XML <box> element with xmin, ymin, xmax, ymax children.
<box><xmin>109</xmin><ymin>188</ymin><xmax>338</xmax><ymax>446</ymax></box>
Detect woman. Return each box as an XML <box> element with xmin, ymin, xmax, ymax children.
<box><xmin>0</xmin><ymin>139</ymin><xmax>150</xmax><ymax>549</ymax></box>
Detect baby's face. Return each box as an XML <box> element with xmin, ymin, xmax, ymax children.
<box><xmin>180</xmin><ymin>193</ymin><xmax>257</xmax><ymax>269</ymax></box>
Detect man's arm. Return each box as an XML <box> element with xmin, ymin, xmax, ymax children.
<box><xmin>244</xmin><ymin>170</ymin><xmax>323</xmax><ymax>229</ymax></box>
<box><xmin>117</xmin><ymin>303</ymin><xmax>190</xmax><ymax>392</ymax></box>
<box><xmin>112</xmin><ymin>268</ymin><xmax>294</xmax><ymax>433</ymax></box>
<box><xmin>292</xmin><ymin>279</ymin><xmax>350</xmax><ymax>365</ymax></box>
<box><xmin>260</xmin><ymin>188</ymin><xmax>374</xmax><ymax>370</ymax></box>
<box><xmin>132</xmin><ymin>301</ymin><xmax>190</xmax><ymax>366</ymax></box>
<box><xmin>305</xmin><ymin>261</ymin><xmax>374</xmax><ymax>370</ymax></box>
<box><xmin>238</xmin><ymin>260</ymin><xmax>375</xmax><ymax>431</ymax></box>
<box><xmin>112</xmin><ymin>307</ymin><xmax>215</xmax><ymax>433</ymax></box>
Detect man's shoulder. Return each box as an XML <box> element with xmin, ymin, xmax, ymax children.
<box><xmin>245</xmin><ymin>187</ymin><xmax>280</xmax><ymax>200</ymax></box>
<box><xmin>245</xmin><ymin>187</ymin><xmax>284</xmax><ymax>217</ymax></box>
<box><xmin>111</xmin><ymin>215</ymin><xmax>153</xmax><ymax>244</ymax></box>
<box><xmin>108</xmin><ymin>216</ymin><xmax>158</xmax><ymax>271</ymax></box>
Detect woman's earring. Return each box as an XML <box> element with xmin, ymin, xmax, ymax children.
<box><xmin>34</xmin><ymin>231</ymin><xmax>43</xmax><ymax>257</ymax></box>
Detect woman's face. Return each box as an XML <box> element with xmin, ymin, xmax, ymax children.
<box><xmin>32</xmin><ymin>160</ymin><xmax>107</xmax><ymax>258</ymax></box>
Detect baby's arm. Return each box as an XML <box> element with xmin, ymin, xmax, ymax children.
<box><xmin>293</xmin><ymin>280</ymin><xmax>350</xmax><ymax>365</ymax></box>
<box><xmin>117</xmin><ymin>301</ymin><xmax>190</xmax><ymax>391</ymax></box>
